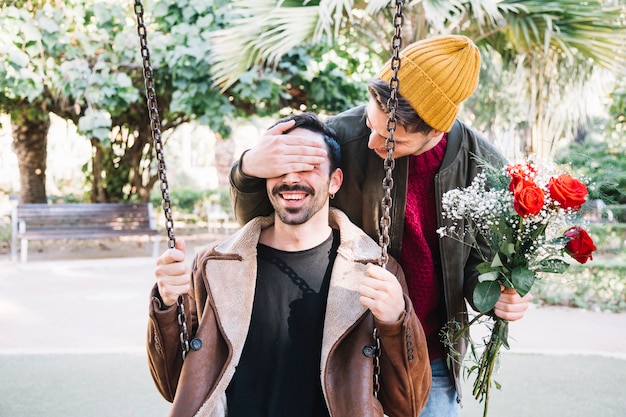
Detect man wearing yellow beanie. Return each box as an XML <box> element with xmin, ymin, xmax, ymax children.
<box><xmin>229</xmin><ymin>35</ymin><xmax>533</xmax><ymax>417</ymax></box>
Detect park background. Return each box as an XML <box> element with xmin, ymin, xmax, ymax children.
<box><xmin>1</xmin><ymin>0</ymin><xmax>626</xmax><ymax>416</ymax></box>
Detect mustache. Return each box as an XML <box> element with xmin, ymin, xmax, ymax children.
<box><xmin>272</xmin><ymin>184</ymin><xmax>315</xmax><ymax>196</ymax></box>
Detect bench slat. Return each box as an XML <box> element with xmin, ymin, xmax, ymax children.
<box><xmin>20</xmin><ymin>220</ymin><xmax>155</xmax><ymax>229</ymax></box>
<box><xmin>19</xmin><ymin>230</ymin><xmax>159</xmax><ymax>240</ymax></box>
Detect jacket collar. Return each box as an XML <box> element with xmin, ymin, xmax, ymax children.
<box><xmin>203</xmin><ymin>207</ymin><xmax>381</xmax><ymax>369</ymax></box>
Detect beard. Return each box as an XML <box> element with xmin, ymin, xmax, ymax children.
<box><xmin>270</xmin><ymin>183</ymin><xmax>326</xmax><ymax>225</ymax></box>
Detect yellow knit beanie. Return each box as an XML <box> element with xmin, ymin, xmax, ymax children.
<box><xmin>378</xmin><ymin>35</ymin><xmax>481</xmax><ymax>132</ymax></box>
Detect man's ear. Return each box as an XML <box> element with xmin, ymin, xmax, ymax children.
<box><xmin>329</xmin><ymin>168</ymin><xmax>343</xmax><ymax>195</ymax></box>
<box><xmin>428</xmin><ymin>128</ymin><xmax>445</xmax><ymax>139</ymax></box>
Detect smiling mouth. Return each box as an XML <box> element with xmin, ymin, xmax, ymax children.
<box><xmin>273</xmin><ymin>185</ymin><xmax>314</xmax><ymax>204</ymax></box>
<box><xmin>280</xmin><ymin>192</ymin><xmax>308</xmax><ymax>202</ymax></box>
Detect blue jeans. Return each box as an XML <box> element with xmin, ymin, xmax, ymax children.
<box><xmin>419</xmin><ymin>358</ymin><xmax>459</xmax><ymax>417</ymax></box>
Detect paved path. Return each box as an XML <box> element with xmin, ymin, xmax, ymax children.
<box><xmin>1</xmin><ymin>254</ymin><xmax>625</xmax><ymax>416</ymax></box>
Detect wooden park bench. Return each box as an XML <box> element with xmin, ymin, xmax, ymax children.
<box><xmin>11</xmin><ymin>203</ymin><xmax>161</xmax><ymax>263</ymax></box>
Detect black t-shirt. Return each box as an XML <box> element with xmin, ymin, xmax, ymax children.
<box><xmin>226</xmin><ymin>229</ymin><xmax>339</xmax><ymax>417</ymax></box>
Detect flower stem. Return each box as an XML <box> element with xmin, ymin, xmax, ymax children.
<box><xmin>472</xmin><ymin>318</ymin><xmax>509</xmax><ymax>417</ymax></box>
<box><xmin>452</xmin><ymin>312</ymin><xmax>487</xmax><ymax>343</ymax></box>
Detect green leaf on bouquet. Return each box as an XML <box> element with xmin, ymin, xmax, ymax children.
<box><xmin>490</xmin><ymin>253</ymin><xmax>504</xmax><ymax>267</ymax></box>
<box><xmin>476</xmin><ymin>261</ymin><xmax>495</xmax><ymax>274</ymax></box>
<box><xmin>473</xmin><ymin>281</ymin><xmax>501</xmax><ymax>312</ymax></box>
<box><xmin>534</xmin><ymin>258</ymin><xmax>571</xmax><ymax>274</ymax></box>
<box><xmin>496</xmin><ymin>318</ymin><xmax>510</xmax><ymax>349</ymax></box>
<box><xmin>478</xmin><ymin>271</ymin><xmax>499</xmax><ymax>282</ymax></box>
<box><xmin>511</xmin><ymin>266</ymin><xmax>535</xmax><ymax>297</ymax></box>
<box><xmin>500</xmin><ymin>242</ymin><xmax>515</xmax><ymax>258</ymax></box>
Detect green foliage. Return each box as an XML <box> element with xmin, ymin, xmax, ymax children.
<box><xmin>206</xmin><ymin>187</ymin><xmax>233</xmax><ymax>214</ymax></box>
<box><xmin>5</xmin><ymin>0</ymin><xmax>620</xmax><ymax>203</ymax></box>
<box><xmin>533</xmin><ymin>221</ymin><xmax>626</xmax><ymax>312</ymax></box>
<box><xmin>555</xmin><ymin>74</ymin><xmax>626</xmax><ymax>220</ymax></box>
<box><xmin>555</xmin><ymin>140</ymin><xmax>626</xmax><ymax>207</ymax></box>
<box><xmin>0</xmin><ymin>6</ymin><xmax>47</xmax><ymax>112</ymax></box>
<box><xmin>150</xmin><ymin>186</ymin><xmax>232</xmax><ymax>217</ymax></box>
<box><xmin>473</xmin><ymin>280</ymin><xmax>503</xmax><ymax>313</ymax></box>
<box><xmin>2</xmin><ymin>0</ymin><xmax>369</xmax><ymax>204</ymax></box>
<box><xmin>287</xmin><ymin>42</ymin><xmax>370</xmax><ymax>113</ymax></box>
<box><xmin>77</xmin><ymin>108</ymin><xmax>112</xmax><ymax>142</ymax></box>
<box><xmin>0</xmin><ymin>214</ymin><xmax>11</xmax><ymax>250</ymax></box>
<box><xmin>150</xmin><ymin>0</ymin><xmax>234</xmax><ymax>137</ymax></box>
<box><xmin>206</xmin><ymin>0</ymin><xmax>626</xmax><ymax>155</ymax></box>
<box><xmin>587</xmin><ymin>222</ymin><xmax>626</xmax><ymax>254</ymax></box>
<box><xmin>151</xmin><ymin>188</ymin><xmax>206</xmax><ymax>215</ymax></box>
<box><xmin>533</xmin><ymin>261</ymin><xmax>626</xmax><ymax>313</ymax></box>
<box><xmin>0</xmin><ymin>1</ymin><xmax>140</xmax><ymax>124</ymax></box>
<box><xmin>607</xmin><ymin>78</ymin><xmax>626</xmax><ymax>144</ymax></box>
<box><xmin>231</xmin><ymin>43</ymin><xmax>369</xmax><ymax>118</ymax></box>
<box><xmin>494</xmin><ymin>0</ymin><xmax>626</xmax><ymax>73</ymax></box>
<box><xmin>47</xmin><ymin>194</ymin><xmax>87</xmax><ymax>204</ymax></box>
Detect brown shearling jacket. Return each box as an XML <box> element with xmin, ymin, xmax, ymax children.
<box><xmin>147</xmin><ymin>208</ymin><xmax>431</xmax><ymax>417</ymax></box>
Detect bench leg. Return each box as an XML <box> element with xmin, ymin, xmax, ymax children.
<box><xmin>152</xmin><ymin>235</ymin><xmax>161</xmax><ymax>258</ymax></box>
<box><xmin>11</xmin><ymin>241</ymin><xmax>17</xmax><ymax>263</ymax></box>
<box><xmin>11</xmin><ymin>207</ymin><xmax>18</xmax><ymax>262</ymax></box>
<box><xmin>20</xmin><ymin>239</ymin><xmax>28</xmax><ymax>263</ymax></box>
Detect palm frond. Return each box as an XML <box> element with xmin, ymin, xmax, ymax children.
<box><xmin>209</xmin><ymin>0</ymin><xmax>354</xmax><ymax>90</ymax></box>
<box><xmin>364</xmin><ymin>0</ymin><xmax>392</xmax><ymax>14</ymax></box>
<box><xmin>500</xmin><ymin>0</ymin><xmax>626</xmax><ymax>72</ymax></box>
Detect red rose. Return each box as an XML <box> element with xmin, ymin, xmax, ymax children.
<box><xmin>547</xmin><ymin>174</ymin><xmax>588</xmax><ymax>211</ymax></box>
<box><xmin>513</xmin><ymin>185</ymin><xmax>545</xmax><ymax>217</ymax></box>
<box><xmin>564</xmin><ymin>226</ymin><xmax>597</xmax><ymax>264</ymax></box>
<box><xmin>507</xmin><ymin>163</ymin><xmax>537</xmax><ymax>193</ymax></box>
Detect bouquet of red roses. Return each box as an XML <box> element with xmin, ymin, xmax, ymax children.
<box><xmin>438</xmin><ymin>157</ymin><xmax>596</xmax><ymax>417</ymax></box>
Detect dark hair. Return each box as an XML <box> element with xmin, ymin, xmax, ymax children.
<box><xmin>270</xmin><ymin>112</ymin><xmax>342</xmax><ymax>172</ymax></box>
<box><xmin>367</xmin><ymin>77</ymin><xmax>434</xmax><ymax>134</ymax></box>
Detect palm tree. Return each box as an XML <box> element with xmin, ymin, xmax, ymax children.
<box><xmin>209</xmin><ymin>0</ymin><xmax>520</xmax><ymax>88</ymax></box>
<box><xmin>208</xmin><ymin>0</ymin><xmax>626</xmax><ymax>158</ymax></box>
<box><xmin>466</xmin><ymin>0</ymin><xmax>626</xmax><ymax>158</ymax></box>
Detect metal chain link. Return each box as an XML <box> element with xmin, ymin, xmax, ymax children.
<box><xmin>133</xmin><ymin>0</ymin><xmax>403</xmax><ymax>380</ymax></box>
<box><xmin>379</xmin><ymin>0</ymin><xmax>404</xmax><ymax>269</ymax></box>
<box><xmin>134</xmin><ymin>0</ymin><xmax>190</xmax><ymax>361</ymax></box>
<box><xmin>372</xmin><ymin>326</ymin><xmax>382</xmax><ymax>396</ymax></box>
<box><xmin>374</xmin><ymin>0</ymin><xmax>404</xmax><ymax>399</ymax></box>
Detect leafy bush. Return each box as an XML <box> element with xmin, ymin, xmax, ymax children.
<box><xmin>556</xmin><ymin>141</ymin><xmax>626</xmax><ymax>217</ymax></box>
<box><xmin>48</xmin><ymin>194</ymin><xmax>88</xmax><ymax>204</ymax></box>
<box><xmin>0</xmin><ymin>214</ymin><xmax>10</xmax><ymax>251</ymax></box>
<box><xmin>587</xmin><ymin>222</ymin><xmax>626</xmax><ymax>255</ymax></box>
<box><xmin>533</xmin><ymin>258</ymin><xmax>626</xmax><ymax>313</ymax></box>
<box><xmin>150</xmin><ymin>186</ymin><xmax>232</xmax><ymax>221</ymax></box>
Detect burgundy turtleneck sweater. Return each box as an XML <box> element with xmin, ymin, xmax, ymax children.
<box><xmin>401</xmin><ymin>134</ymin><xmax>447</xmax><ymax>361</ymax></box>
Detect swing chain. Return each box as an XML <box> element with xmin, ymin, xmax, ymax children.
<box><xmin>134</xmin><ymin>0</ymin><xmax>190</xmax><ymax>361</ymax></box>
<box><xmin>379</xmin><ymin>0</ymin><xmax>403</xmax><ymax>269</ymax></box>
<box><xmin>374</xmin><ymin>0</ymin><xmax>404</xmax><ymax>399</ymax></box>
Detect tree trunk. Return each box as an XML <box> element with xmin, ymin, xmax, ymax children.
<box><xmin>90</xmin><ymin>138</ymin><xmax>108</xmax><ymax>203</ymax></box>
<box><xmin>126</xmin><ymin>127</ymin><xmax>154</xmax><ymax>203</ymax></box>
<box><xmin>11</xmin><ymin>115</ymin><xmax>50</xmax><ymax>204</ymax></box>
